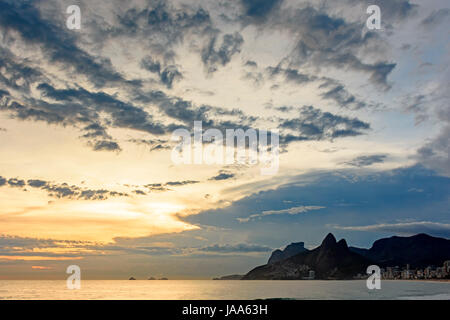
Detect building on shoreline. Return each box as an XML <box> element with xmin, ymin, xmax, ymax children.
<box><xmin>380</xmin><ymin>261</ymin><xmax>450</xmax><ymax>280</ymax></box>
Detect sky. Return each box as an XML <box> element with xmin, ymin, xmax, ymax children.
<box><xmin>0</xmin><ymin>0</ymin><xmax>449</xmax><ymax>279</ymax></box>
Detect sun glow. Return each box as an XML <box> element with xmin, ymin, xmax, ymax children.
<box><xmin>75</xmin><ymin>202</ymin><xmax>145</xmax><ymax>219</ymax></box>
<box><xmin>0</xmin><ymin>199</ymin><xmax>197</xmax><ymax>242</ymax></box>
<box><xmin>74</xmin><ymin>201</ymin><xmax>186</xmax><ymax>218</ymax></box>
<box><xmin>142</xmin><ymin>202</ymin><xmax>186</xmax><ymax>215</ymax></box>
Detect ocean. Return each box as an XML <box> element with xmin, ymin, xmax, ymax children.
<box><xmin>0</xmin><ymin>280</ymin><xmax>449</xmax><ymax>300</ymax></box>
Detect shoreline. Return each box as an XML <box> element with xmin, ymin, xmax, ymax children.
<box><xmin>1</xmin><ymin>279</ymin><xmax>449</xmax><ymax>282</ymax></box>
<box><xmin>387</xmin><ymin>279</ymin><xmax>450</xmax><ymax>283</ymax></box>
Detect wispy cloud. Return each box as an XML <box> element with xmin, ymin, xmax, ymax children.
<box><xmin>333</xmin><ymin>221</ymin><xmax>450</xmax><ymax>237</ymax></box>
<box><xmin>238</xmin><ymin>205</ymin><xmax>325</xmax><ymax>222</ymax></box>
<box><xmin>143</xmin><ymin>180</ymin><xmax>200</xmax><ymax>192</ymax></box>
<box><xmin>344</xmin><ymin>154</ymin><xmax>388</xmax><ymax>167</ymax></box>
<box><xmin>198</xmin><ymin>243</ymin><xmax>272</xmax><ymax>253</ymax></box>
<box><xmin>31</xmin><ymin>266</ymin><xmax>53</xmax><ymax>270</ymax></box>
<box><xmin>209</xmin><ymin>171</ymin><xmax>235</xmax><ymax>181</ymax></box>
<box><xmin>0</xmin><ymin>175</ymin><xmax>129</xmax><ymax>200</ymax></box>
<box><xmin>278</xmin><ymin>106</ymin><xmax>370</xmax><ymax>141</ymax></box>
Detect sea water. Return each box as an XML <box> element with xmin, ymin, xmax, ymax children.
<box><xmin>0</xmin><ymin>280</ymin><xmax>449</xmax><ymax>300</ymax></box>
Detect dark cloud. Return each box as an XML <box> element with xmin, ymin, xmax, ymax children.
<box><xmin>141</xmin><ymin>56</ymin><xmax>162</xmax><ymax>74</ymax></box>
<box><xmin>334</xmin><ymin>221</ymin><xmax>450</xmax><ymax>238</ymax></box>
<box><xmin>37</xmin><ymin>83</ymin><xmax>165</xmax><ymax>133</ymax></box>
<box><xmin>272</xmin><ymin>106</ymin><xmax>294</xmax><ymax>113</ymax></box>
<box><xmin>416</xmin><ymin>125</ymin><xmax>450</xmax><ymax>177</ymax></box>
<box><xmin>133</xmin><ymin>90</ymin><xmax>211</xmax><ymax>126</ymax></box>
<box><xmin>0</xmin><ymin>98</ymin><xmax>65</xmax><ymax>125</ymax></box>
<box><xmin>0</xmin><ymin>47</ymin><xmax>44</xmax><ymax>92</ymax></box>
<box><xmin>2</xmin><ymin>82</ymin><xmax>261</xmax><ymax>155</ymax></box>
<box><xmin>160</xmin><ymin>65</ymin><xmax>183</xmax><ymax>88</ymax></box>
<box><xmin>0</xmin><ymin>1</ymin><xmax>402</xmax><ymax>161</ymax></box>
<box><xmin>209</xmin><ymin>171</ymin><xmax>235</xmax><ymax>181</ymax></box>
<box><xmin>27</xmin><ymin>179</ymin><xmax>47</xmax><ymax>188</ymax></box>
<box><xmin>129</xmin><ymin>246</ymin><xmax>181</xmax><ymax>256</ymax></box>
<box><xmin>347</xmin><ymin>0</ymin><xmax>417</xmax><ymax>21</ymax></box>
<box><xmin>81</xmin><ymin>123</ymin><xmax>111</xmax><ymax>140</ymax></box>
<box><xmin>112</xmin><ymin>2</ymin><xmax>212</xmax><ymax>48</ymax></box>
<box><xmin>0</xmin><ymin>89</ymin><xmax>9</xmax><ymax>99</ymax></box>
<box><xmin>78</xmin><ymin>189</ymin><xmax>110</xmax><ymax>200</ymax></box>
<box><xmin>90</xmin><ymin>1</ymin><xmax>213</xmax><ymax>72</ymax></box>
<box><xmin>143</xmin><ymin>180</ymin><xmax>199</xmax><ymax>192</ymax></box>
<box><xmin>401</xmin><ymin>44</ymin><xmax>411</xmax><ymax>51</ymax></box>
<box><xmin>344</xmin><ymin>154</ymin><xmax>388</xmax><ymax>167</ymax></box>
<box><xmin>401</xmin><ymin>94</ymin><xmax>432</xmax><ymax>124</ymax></box>
<box><xmin>199</xmin><ymin>243</ymin><xmax>272</xmax><ymax>253</ymax></box>
<box><xmin>278</xmin><ymin>105</ymin><xmax>370</xmax><ymax>141</ymax></box>
<box><xmin>0</xmin><ymin>235</ymin><xmax>157</xmax><ymax>258</ymax></box>
<box><xmin>319</xmin><ymin>78</ymin><xmax>367</xmax><ymax>110</ymax></box>
<box><xmin>241</xmin><ymin>0</ymin><xmax>283</xmax><ymax>19</ymax></box>
<box><xmin>321</xmin><ymin>54</ymin><xmax>396</xmax><ymax>90</ymax></box>
<box><xmin>0</xmin><ymin>175</ymin><xmax>130</xmax><ymax>200</ymax></box>
<box><xmin>242</xmin><ymin>69</ymin><xmax>264</xmax><ymax>86</ymax></box>
<box><xmin>201</xmin><ymin>32</ymin><xmax>244</xmax><ymax>73</ymax></box>
<box><xmin>133</xmin><ymin>88</ymin><xmax>256</xmax><ymax>135</ymax></box>
<box><xmin>128</xmin><ymin>138</ymin><xmax>171</xmax><ymax>151</ymax></box>
<box><xmin>0</xmin><ymin>30</ymin><xmax>260</xmax><ymax>155</ymax></box>
<box><xmin>4</xmin><ymin>82</ymin><xmax>168</xmax><ymax>152</ymax></box>
<box><xmin>184</xmin><ymin>165</ymin><xmax>450</xmax><ymax>249</ymax></box>
<box><xmin>421</xmin><ymin>8</ymin><xmax>450</xmax><ymax>28</ymax></box>
<box><xmin>41</xmin><ymin>183</ymin><xmax>111</xmax><ymax>200</ymax></box>
<box><xmin>0</xmin><ymin>1</ymin><xmax>126</xmax><ymax>88</ymax></box>
<box><xmin>164</xmin><ymin>180</ymin><xmax>200</xmax><ymax>186</ymax></box>
<box><xmin>7</xmin><ymin>178</ymin><xmax>25</xmax><ymax>188</ymax></box>
<box><xmin>91</xmin><ymin>140</ymin><xmax>122</xmax><ymax>152</ymax></box>
<box><xmin>145</xmin><ymin>184</ymin><xmax>171</xmax><ymax>192</ymax></box>
<box><xmin>141</xmin><ymin>56</ymin><xmax>182</xmax><ymax>88</ymax></box>
<box><xmin>0</xmin><ymin>235</ymin><xmax>86</xmax><ymax>248</ymax></box>
<box><xmin>408</xmin><ymin>87</ymin><xmax>450</xmax><ymax>177</ymax></box>
<box><xmin>0</xmin><ymin>92</ymin><xmax>69</xmax><ymax>127</ymax></box>
<box><xmin>254</xmin><ymin>6</ymin><xmax>396</xmax><ymax>89</ymax></box>
<box><xmin>244</xmin><ymin>60</ymin><xmax>258</xmax><ymax>67</ymax></box>
<box><xmin>133</xmin><ymin>190</ymin><xmax>147</xmax><ymax>195</ymax></box>
<box><xmin>30</xmin><ymin>182</ymin><xmax>74</xmax><ymax>198</ymax></box>
<box><xmin>267</xmin><ymin>66</ymin><xmax>315</xmax><ymax>85</ymax></box>
<box><xmin>0</xmin><ymin>235</ymin><xmax>95</xmax><ymax>258</ymax></box>
<box><xmin>0</xmin><ymin>234</ymin><xmax>269</xmax><ymax>260</ymax></box>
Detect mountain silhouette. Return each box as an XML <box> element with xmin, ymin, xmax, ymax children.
<box><xmin>349</xmin><ymin>233</ymin><xmax>450</xmax><ymax>268</ymax></box>
<box><xmin>243</xmin><ymin>233</ymin><xmax>371</xmax><ymax>280</ymax></box>
<box><xmin>242</xmin><ymin>233</ymin><xmax>450</xmax><ymax>280</ymax></box>
<box><xmin>268</xmin><ymin>242</ymin><xmax>308</xmax><ymax>264</ymax></box>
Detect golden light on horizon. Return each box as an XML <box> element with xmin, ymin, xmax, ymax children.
<box><xmin>0</xmin><ymin>256</ymin><xmax>84</xmax><ymax>261</ymax></box>
<box><xmin>0</xmin><ymin>199</ymin><xmax>198</xmax><ymax>242</ymax></box>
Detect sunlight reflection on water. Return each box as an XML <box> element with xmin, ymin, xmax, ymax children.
<box><xmin>0</xmin><ymin>280</ymin><xmax>449</xmax><ymax>300</ymax></box>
